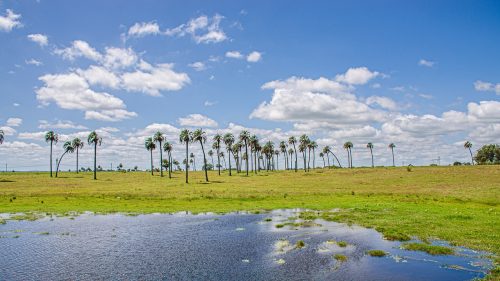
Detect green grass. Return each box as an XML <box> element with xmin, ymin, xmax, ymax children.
<box><xmin>367</xmin><ymin>250</ymin><xmax>387</xmax><ymax>257</ymax></box>
<box><xmin>337</xmin><ymin>241</ymin><xmax>348</xmax><ymax>247</ymax></box>
<box><xmin>334</xmin><ymin>254</ymin><xmax>348</xmax><ymax>262</ymax></box>
<box><xmin>0</xmin><ymin>166</ymin><xmax>499</xmax><ymax>278</ymax></box>
<box><xmin>402</xmin><ymin>242</ymin><xmax>454</xmax><ymax>255</ymax></box>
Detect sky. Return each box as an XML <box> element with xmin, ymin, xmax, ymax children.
<box><xmin>1</xmin><ymin>0</ymin><xmax>499</xmax><ymax>171</ymax></box>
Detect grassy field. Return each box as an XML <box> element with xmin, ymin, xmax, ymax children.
<box><xmin>1</xmin><ymin>166</ymin><xmax>499</xmax><ymax>276</ymax></box>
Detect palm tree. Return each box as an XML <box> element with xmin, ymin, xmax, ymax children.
<box><xmin>0</xmin><ymin>130</ymin><xmax>4</xmax><ymax>145</ymax></box>
<box><xmin>322</xmin><ymin>146</ymin><xmax>331</xmax><ymax>167</ymax></box>
<box><xmin>310</xmin><ymin>141</ymin><xmax>318</xmax><ymax>169</ymax></box>
<box><xmin>72</xmin><ymin>138</ymin><xmax>84</xmax><ymax>174</ymax></box>
<box><xmin>56</xmin><ymin>141</ymin><xmax>75</xmax><ymax>177</ymax></box>
<box><xmin>145</xmin><ymin>137</ymin><xmax>156</xmax><ymax>175</ymax></box>
<box><xmin>464</xmin><ymin>141</ymin><xmax>474</xmax><ymax>165</ymax></box>
<box><xmin>45</xmin><ymin>131</ymin><xmax>59</xmax><ymax>177</ymax></box>
<box><xmin>232</xmin><ymin>144</ymin><xmax>240</xmax><ymax>172</ymax></box>
<box><xmin>367</xmin><ymin>142</ymin><xmax>374</xmax><ymax>168</ymax></box>
<box><xmin>288</xmin><ymin>148</ymin><xmax>294</xmax><ymax>170</ymax></box>
<box><xmin>343</xmin><ymin>141</ymin><xmax>353</xmax><ymax>168</ymax></box>
<box><xmin>250</xmin><ymin>135</ymin><xmax>259</xmax><ymax>174</ymax></box>
<box><xmin>213</xmin><ymin>134</ymin><xmax>222</xmax><ymax>175</ymax></box>
<box><xmin>320</xmin><ymin>152</ymin><xmax>325</xmax><ymax>167</ymax></box>
<box><xmin>279</xmin><ymin>141</ymin><xmax>288</xmax><ymax>170</ymax></box>
<box><xmin>299</xmin><ymin>134</ymin><xmax>310</xmax><ymax>172</ymax></box>
<box><xmin>163</xmin><ymin>141</ymin><xmax>173</xmax><ymax>178</ymax></box>
<box><xmin>223</xmin><ymin>133</ymin><xmax>235</xmax><ymax>176</ymax></box>
<box><xmin>190</xmin><ymin>153</ymin><xmax>196</xmax><ymax>171</ymax></box>
<box><xmin>239</xmin><ymin>131</ymin><xmax>250</xmax><ymax>176</ymax></box>
<box><xmin>87</xmin><ymin>131</ymin><xmax>102</xmax><ymax>180</ymax></box>
<box><xmin>179</xmin><ymin>129</ymin><xmax>191</xmax><ymax>183</ymax></box>
<box><xmin>192</xmin><ymin>129</ymin><xmax>209</xmax><ymax>182</ymax></box>
<box><xmin>208</xmin><ymin>150</ymin><xmax>214</xmax><ymax>169</ymax></box>
<box><xmin>288</xmin><ymin>136</ymin><xmax>298</xmax><ymax>172</ymax></box>
<box><xmin>388</xmin><ymin>143</ymin><xmax>396</xmax><ymax>167</ymax></box>
<box><xmin>153</xmin><ymin>131</ymin><xmax>165</xmax><ymax>177</ymax></box>
<box><xmin>219</xmin><ymin>151</ymin><xmax>226</xmax><ymax>169</ymax></box>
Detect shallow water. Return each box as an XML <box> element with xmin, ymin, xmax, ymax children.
<box><xmin>0</xmin><ymin>209</ymin><xmax>492</xmax><ymax>281</ymax></box>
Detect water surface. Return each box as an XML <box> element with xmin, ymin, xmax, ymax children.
<box><xmin>0</xmin><ymin>210</ymin><xmax>492</xmax><ymax>280</ymax></box>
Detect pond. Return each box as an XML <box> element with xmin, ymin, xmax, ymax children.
<box><xmin>0</xmin><ymin>209</ymin><xmax>493</xmax><ymax>281</ymax></box>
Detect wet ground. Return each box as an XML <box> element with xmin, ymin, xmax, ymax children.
<box><xmin>0</xmin><ymin>209</ymin><xmax>493</xmax><ymax>280</ymax></box>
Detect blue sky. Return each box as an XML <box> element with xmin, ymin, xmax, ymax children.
<box><xmin>1</xmin><ymin>0</ymin><xmax>499</xmax><ymax>171</ymax></box>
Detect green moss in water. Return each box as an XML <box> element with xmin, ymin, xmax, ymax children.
<box><xmin>296</xmin><ymin>240</ymin><xmax>305</xmax><ymax>249</ymax></box>
<box><xmin>401</xmin><ymin>243</ymin><xmax>454</xmax><ymax>255</ymax></box>
<box><xmin>367</xmin><ymin>250</ymin><xmax>387</xmax><ymax>257</ymax></box>
<box><xmin>334</xmin><ymin>254</ymin><xmax>348</xmax><ymax>262</ymax></box>
<box><xmin>337</xmin><ymin>241</ymin><xmax>348</xmax><ymax>247</ymax></box>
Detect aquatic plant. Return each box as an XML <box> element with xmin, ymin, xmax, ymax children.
<box><xmin>337</xmin><ymin>241</ymin><xmax>348</xmax><ymax>247</ymax></box>
<box><xmin>295</xmin><ymin>240</ymin><xmax>305</xmax><ymax>249</ymax></box>
<box><xmin>334</xmin><ymin>254</ymin><xmax>348</xmax><ymax>262</ymax></box>
<box><xmin>401</xmin><ymin>243</ymin><xmax>454</xmax><ymax>255</ymax></box>
<box><xmin>367</xmin><ymin>250</ymin><xmax>387</xmax><ymax>257</ymax></box>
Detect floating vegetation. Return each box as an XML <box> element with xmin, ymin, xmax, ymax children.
<box><xmin>383</xmin><ymin>231</ymin><xmax>411</xmax><ymax>241</ymax></box>
<box><xmin>337</xmin><ymin>241</ymin><xmax>348</xmax><ymax>247</ymax></box>
<box><xmin>367</xmin><ymin>250</ymin><xmax>387</xmax><ymax>257</ymax></box>
<box><xmin>334</xmin><ymin>254</ymin><xmax>348</xmax><ymax>262</ymax></box>
<box><xmin>275</xmin><ymin>258</ymin><xmax>286</xmax><ymax>265</ymax></box>
<box><xmin>295</xmin><ymin>240</ymin><xmax>305</xmax><ymax>249</ymax></box>
<box><xmin>402</xmin><ymin>243</ymin><xmax>454</xmax><ymax>255</ymax></box>
<box><xmin>0</xmin><ymin>218</ymin><xmax>6</xmax><ymax>224</ymax></box>
<box><xmin>264</xmin><ymin>218</ymin><xmax>272</xmax><ymax>222</ymax></box>
<box><xmin>275</xmin><ymin>224</ymin><xmax>285</xmax><ymax>228</ymax></box>
<box><xmin>275</xmin><ymin>239</ymin><xmax>294</xmax><ymax>253</ymax></box>
<box><xmin>12</xmin><ymin>235</ymin><xmax>20</xmax><ymax>238</ymax></box>
<box><xmin>33</xmin><ymin>231</ymin><xmax>50</xmax><ymax>235</ymax></box>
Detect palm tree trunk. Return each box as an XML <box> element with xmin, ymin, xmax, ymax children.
<box><xmin>276</xmin><ymin>154</ymin><xmax>279</xmax><ymax>170</ymax></box>
<box><xmin>244</xmin><ymin>142</ymin><xmax>249</xmax><ymax>176</ymax></box>
<box><xmin>350</xmin><ymin>148</ymin><xmax>353</xmax><ymax>168</ymax></box>
<box><xmin>200</xmin><ymin>141</ymin><xmax>208</xmax><ymax>182</ymax></box>
<box><xmin>168</xmin><ymin>152</ymin><xmax>172</xmax><ymax>178</ymax></box>
<box><xmin>370</xmin><ymin>148</ymin><xmax>374</xmax><ymax>168</ymax></box>
<box><xmin>346</xmin><ymin>150</ymin><xmax>350</xmax><ymax>168</ymax></box>
<box><xmin>159</xmin><ymin>141</ymin><xmax>163</xmax><ymax>177</ymax></box>
<box><xmin>228</xmin><ymin>149</ymin><xmax>232</xmax><ymax>176</ymax></box>
<box><xmin>330</xmin><ymin>152</ymin><xmax>342</xmax><ymax>168</ymax></box>
<box><xmin>391</xmin><ymin>148</ymin><xmax>395</xmax><ymax>167</ymax></box>
<box><xmin>307</xmin><ymin>148</ymin><xmax>311</xmax><ymax>172</ymax></box>
<box><xmin>293</xmin><ymin>145</ymin><xmax>298</xmax><ymax>172</ymax></box>
<box><xmin>185</xmin><ymin>143</ymin><xmax>188</xmax><ymax>183</ymax></box>
<box><xmin>93</xmin><ymin>142</ymin><xmax>97</xmax><ymax>180</ymax></box>
<box><xmin>76</xmin><ymin>147</ymin><xmax>79</xmax><ymax>174</ymax></box>
<box><xmin>217</xmin><ymin>147</ymin><xmax>221</xmax><ymax>175</ymax></box>
<box><xmin>468</xmin><ymin>148</ymin><xmax>474</xmax><ymax>165</ymax></box>
<box><xmin>150</xmin><ymin>149</ymin><xmax>154</xmax><ymax>176</ymax></box>
<box><xmin>50</xmin><ymin>140</ymin><xmax>53</xmax><ymax>177</ymax></box>
<box><xmin>326</xmin><ymin>153</ymin><xmax>330</xmax><ymax>168</ymax></box>
<box><xmin>56</xmin><ymin>151</ymin><xmax>68</xmax><ymax>178</ymax></box>
<box><xmin>322</xmin><ymin>155</ymin><xmax>325</xmax><ymax>168</ymax></box>
<box><xmin>303</xmin><ymin>151</ymin><xmax>307</xmax><ymax>172</ymax></box>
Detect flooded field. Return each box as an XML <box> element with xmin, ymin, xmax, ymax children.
<box><xmin>0</xmin><ymin>210</ymin><xmax>493</xmax><ymax>280</ymax></box>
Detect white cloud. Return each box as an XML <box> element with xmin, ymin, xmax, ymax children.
<box><xmin>418</xmin><ymin>59</ymin><xmax>435</xmax><ymax>67</ymax></box>
<box><xmin>467</xmin><ymin>100</ymin><xmax>500</xmax><ymax>122</ymax></box>
<box><xmin>27</xmin><ymin>33</ymin><xmax>48</xmax><ymax>47</ymax></box>
<box><xmin>36</xmin><ymin>72</ymin><xmax>137</xmax><ymax>122</ymax></box>
<box><xmin>178</xmin><ymin>114</ymin><xmax>218</xmax><ymax>128</ymax></box>
<box><xmin>365</xmin><ymin>96</ymin><xmax>398</xmax><ymax>111</ymax></box>
<box><xmin>121</xmin><ymin>63</ymin><xmax>190</xmax><ymax>96</ymax></box>
<box><xmin>165</xmin><ymin>14</ymin><xmax>227</xmax><ymax>44</ymax></box>
<box><xmin>474</xmin><ymin>80</ymin><xmax>500</xmax><ymax>95</ymax></box>
<box><xmin>226</xmin><ymin>51</ymin><xmax>243</xmax><ymax>59</ymax></box>
<box><xmin>0</xmin><ymin>9</ymin><xmax>22</xmax><ymax>32</ymax></box>
<box><xmin>128</xmin><ymin>22</ymin><xmax>160</xmax><ymax>37</ymax></box>
<box><xmin>38</xmin><ymin>120</ymin><xmax>88</xmax><ymax>130</ymax></box>
<box><xmin>13</xmin><ymin>103</ymin><xmax>20</xmax><ymax>107</ymax></box>
<box><xmin>54</xmin><ymin>40</ymin><xmax>102</xmax><ymax>61</ymax></box>
<box><xmin>204</xmin><ymin>100</ymin><xmax>217</xmax><ymax>106</ymax></box>
<box><xmin>0</xmin><ymin>126</ymin><xmax>16</xmax><ymax>135</ymax></box>
<box><xmin>335</xmin><ymin>67</ymin><xmax>379</xmax><ymax>85</ymax></box>
<box><xmin>188</xmin><ymin>61</ymin><xmax>206</xmax><ymax>71</ymax></box>
<box><xmin>102</xmin><ymin>47</ymin><xmax>137</xmax><ymax>69</ymax></box>
<box><xmin>246</xmin><ymin>51</ymin><xmax>262</xmax><ymax>63</ymax></box>
<box><xmin>6</xmin><ymin>118</ymin><xmax>22</xmax><ymax>127</ymax></box>
<box><xmin>76</xmin><ymin>65</ymin><xmax>120</xmax><ymax>88</ymax></box>
<box><xmin>25</xmin><ymin>58</ymin><xmax>43</xmax><ymax>66</ymax></box>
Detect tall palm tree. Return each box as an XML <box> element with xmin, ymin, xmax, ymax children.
<box><xmin>250</xmin><ymin>135</ymin><xmax>259</xmax><ymax>174</ymax></box>
<box><xmin>223</xmin><ymin>133</ymin><xmax>235</xmax><ymax>175</ymax></box>
<box><xmin>310</xmin><ymin>141</ymin><xmax>318</xmax><ymax>169</ymax></box>
<box><xmin>343</xmin><ymin>141</ymin><xmax>353</xmax><ymax>168</ymax></box>
<box><xmin>279</xmin><ymin>141</ymin><xmax>288</xmax><ymax>170</ymax></box>
<box><xmin>232</xmin><ymin>144</ymin><xmax>240</xmax><ymax>172</ymax></box>
<box><xmin>322</xmin><ymin>146</ymin><xmax>331</xmax><ymax>167</ymax></box>
<box><xmin>213</xmin><ymin>133</ymin><xmax>222</xmax><ymax>175</ymax></box>
<box><xmin>45</xmin><ymin>131</ymin><xmax>59</xmax><ymax>177</ymax></box>
<box><xmin>388</xmin><ymin>143</ymin><xmax>396</xmax><ymax>167</ymax></box>
<box><xmin>288</xmin><ymin>136</ymin><xmax>298</xmax><ymax>172</ymax></box>
<box><xmin>219</xmin><ymin>151</ymin><xmax>226</xmax><ymax>169</ymax></box>
<box><xmin>288</xmin><ymin>148</ymin><xmax>294</xmax><ymax>170</ymax></box>
<box><xmin>145</xmin><ymin>137</ymin><xmax>156</xmax><ymax>175</ymax></box>
<box><xmin>72</xmin><ymin>138</ymin><xmax>84</xmax><ymax>174</ymax></box>
<box><xmin>464</xmin><ymin>141</ymin><xmax>474</xmax><ymax>165</ymax></box>
<box><xmin>192</xmin><ymin>129</ymin><xmax>209</xmax><ymax>182</ymax></box>
<box><xmin>239</xmin><ymin>131</ymin><xmax>250</xmax><ymax>176</ymax></box>
<box><xmin>299</xmin><ymin>134</ymin><xmax>310</xmax><ymax>172</ymax></box>
<box><xmin>56</xmin><ymin>141</ymin><xmax>75</xmax><ymax>177</ymax></box>
<box><xmin>163</xmin><ymin>141</ymin><xmax>173</xmax><ymax>178</ymax></box>
<box><xmin>0</xmin><ymin>130</ymin><xmax>4</xmax><ymax>145</ymax></box>
<box><xmin>367</xmin><ymin>142</ymin><xmax>374</xmax><ymax>168</ymax></box>
<box><xmin>208</xmin><ymin>150</ymin><xmax>214</xmax><ymax>169</ymax></box>
<box><xmin>319</xmin><ymin>152</ymin><xmax>325</xmax><ymax>168</ymax></box>
<box><xmin>87</xmin><ymin>131</ymin><xmax>102</xmax><ymax>180</ymax></box>
<box><xmin>190</xmin><ymin>153</ymin><xmax>196</xmax><ymax>171</ymax></box>
<box><xmin>153</xmin><ymin>131</ymin><xmax>165</xmax><ymax>177</ymax></box>
<box><xmin>179</xmin><ymin>129</ymin><xmax>191</xmax><ymax>183</ymax></box>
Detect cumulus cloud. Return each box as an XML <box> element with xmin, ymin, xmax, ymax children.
<box><xmin>225</xmin><ymin>51</ymin><xmax>243</xmax><ymax>59</ymax></box>
<box><xmin>474</xmin><ymin>80</ymin><xmax>500</xmax><ymax>95</ymax></box>
<box><xmin>55</xmin><ymin>40</ymin><xmax>102</xmax><ymax>61</ymax></box>
<box><xmin>27</xmin><ymin>33</ymin><xmax>48</xmax><ymax>47</ymax></box>
<box><xmin>0</xmin><ymin>9</ymin><xmax>22</xmax><ymax>32</ymax></box>
<box><xmin>178</xmin><ymin>114</ymin><xmax>218</xmax><ymax>127</ymax></box>
<box><xmin>76</xmin><ymin>65</ymin><xmax>120</xmax><ymax>88</ymax></box>
<box><xmin>418</xmin><ymin>59</ymin><xmax>435</xmax><ymax>67</ymax></box>
<box><xmin>6</xmin><ymin>118</ymin><xmax>22</xmax><ymax>127</ymax></box>
<box><xmin>121</xmin><ymin>63</ymin><xmax>190</xmax><ymax>96</ymax></box>
<box><xmin>246</xmin><ymin>51</ymin><xmax>262</xmax><ymax>63</ymax></box>
<box><xmin>0</xmin><ymin>126</ymin><xmax>16</xmax><ymax>136</ymax></box>
<box><xmin>335</xmin><ymin>67</ymin><xmax>379</xmax><ymax>85</ymax></box>
<box><xmin>128</xmin><ymin>21</ymin><xmax>160</xmax><ymax>37</ymax></box>
<box><xmin>165</xmin><ymin>14</ymin><xmax>227</xmax><ymax>44</ymax></box>
<box><xmin>365</xmin><ymin>96</ymin><xmax>398</xmax><ymax>111</ymax></box>
<box><xmin>38</xmin><ymin>120</ymin><xmax>88</xmax><ymax>130</ymax></box>
<box><xmin>102</xmin><ymin>47</ymin><xmax>137</xmax><ymax>69</ymax></box>
<box><xmin>25</xmin><ymin>58</ymin><xmax>43</xmax><ymax>66</ymax></box>
<box><xmin>36</xmin><ymin>72</ymin><xmax>137</xmax><ymax>121</ymax></box>
<box><xmin>188</xmin><ymin>61</ymin><xmax>206</xmax><ymax>71</ymax></box>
